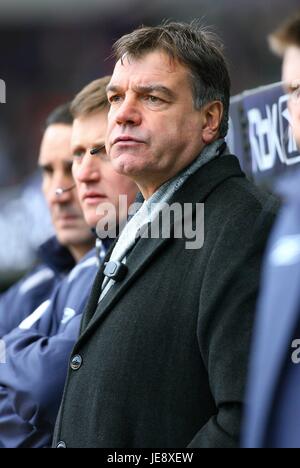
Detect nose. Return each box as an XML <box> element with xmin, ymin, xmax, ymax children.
<box><xmin>74</xmin><ymin>152</ymin><xmax>101</xmax><ymax>184</ymax></box>
<box><xmin>114</xmin><ymin>95</ymin><xmax>142</xmax><ymax>127</ymax></box>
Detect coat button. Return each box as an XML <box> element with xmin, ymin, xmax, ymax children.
<box><xmin>70</xmin><ymin>354</ymin><xmax>83</xmax><ymax>371</ymax></box>
<box><xmin>56</xmin><ymin>441</ymin><xmax>67</xmax><ymax>448</ymax></box>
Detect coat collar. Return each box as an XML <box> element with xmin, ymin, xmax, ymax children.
<box><xmin>38</xmin><ymin>236</ymin><xmax>75</xmax><ymax>274</ymax></box>
<box><xmin>76</xmin><ymin>154</ymin><xmax>245</xmax><ymax>346</ymax></box>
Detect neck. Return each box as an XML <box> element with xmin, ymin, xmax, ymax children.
<box><xmin>68</xmin><ymin>242</ymin><xmax>94</xmax><ymax>263</ymax></box>
<box><xmin>138</xmin><ymin>184</ymin><xmax>163</xmax><ymax>201</ymax></box>
<box><xmin>136</xmin><ymin>164</ymin><xmax>194</xmax><ymax>200</ymax></box>
<box><xmin>135</xmin><ymin>172</ymin><xmax>179</xmax><ymax>200</ymax></box>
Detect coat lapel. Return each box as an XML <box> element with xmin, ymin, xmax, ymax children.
<box><xmin>76</xmin><ymin>155</ymin><xmax>245</xmax><ymax>347</ymax></box>
<box><xmin>80</xmin><ymin>240</ymin><xmax>117</xmax><ymax>331</ymax></box>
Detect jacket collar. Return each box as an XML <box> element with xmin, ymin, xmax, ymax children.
<box><xmin>38</xmin><ymin>236</ymin><xmax>75</xmax><ymax>274</ymax></box>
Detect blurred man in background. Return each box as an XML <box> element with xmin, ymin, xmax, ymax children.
<box><xmin>0</xmin><ymin>103</ymin><xmax>94</xmax><ymax>338</ymax></box>
<box><xmin>0</xmin><ymin>77</ymin><xmax>137</xmax><ymax>448</ymax></box>
<box><xmin>70</xmin><ymin>78</ymin><xmax>137</xmax><ymax>234</ymax></box>
<box><xmin>0</xmin><ymin>101</ymin><xmax>100</xmax><ymax>448</ymax></box>
<box><xmin>244</xmin><ymin>11</ymin><xmax>300</xmax><ymax>448</ymax></box>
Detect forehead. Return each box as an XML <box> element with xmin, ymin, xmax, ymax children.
<box><xmin>109</xmin><ymin>50</ymin><xmax>190</xmax><ymax>89</ymax></box>
<box><xmin>71</xmin><ymin>111</ymin><xmax>108</xmax><ymax>147</ymax></box>
<box><xmin>39</xmin><ymin>124</ymin><xmax>72</xmax><ymax>164</ymax></box>
<box><xmin>282</xmin><ymin>45</ymin><xmax>300</xmax><ymax>84</ymax></box>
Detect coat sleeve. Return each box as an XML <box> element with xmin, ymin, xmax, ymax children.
<box><xmin>188</xmin><ymin>198</ymin><xmax>278</xmax><ymax>448</ymax></box>
<box><xmin>0</xmin><ymin>383</ymin><xmax>53</xmax><ymax>449</ymax></box>
<box><xmin>0</xmin><ymin>267</ymin><xmax>56</xmax><ymax>338</ymax></box>
<box><xmin>0</xmin><ymin>283</ymin><xmax>23</xmax><ymax>337</ymax></box>
<box><xmin>0</xmin><ymin>314</ymin><xmax>82</xmax><ymax>432</ymax></box>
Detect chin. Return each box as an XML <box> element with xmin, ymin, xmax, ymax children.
<box><xmin>56</xmin><ymin>233</ymin><xmax>76</xmax><ymax>247</ymax></box>
<box><xmin>115</xmin><ymin>162</ymin><xmax>142</xmax><ymax>179</ymax></box>
<box><xmin>57</xmin><ymin>230</ymin><xmax>91</xmax><ymax>247</ymax></box>
<box><xmin>112</xmin><ymin>154</ymin><xmax>142</xmax><ymax>176</ymax></box>
<box><xmin>83</xmin><ymin>214</ymin><xmax>98</xmax><ymax>230</ymax></box>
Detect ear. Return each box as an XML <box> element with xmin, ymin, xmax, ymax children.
<box><xmin>201</xmin><ymin>101</ymin><xmax>224</xmax><ymax>144</ymax></box>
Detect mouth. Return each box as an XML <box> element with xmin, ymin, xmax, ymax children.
<box><xmin>55</xmin><ymin>214</ymin><xmax>80</xmax><ymax>227</ymax></box>
<box><xmin>113</xmin><ymin>136</ymin><xmax>145</xmax><ymax>146</ymax></box>
<box><xmin>82</xmin><ymin>192</ymin><xmax>107</xmax><ymax>205</ymax></box>
<box><xmin>57</xmin><ymin>214</ymin><xmax>79</xmax><ymax>221</ymax></box>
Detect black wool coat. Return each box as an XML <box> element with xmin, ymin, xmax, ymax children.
<box><xmin>53</xmin><ymin>155</ymin><xmax>279</xmax><ymax>448</ymax></box>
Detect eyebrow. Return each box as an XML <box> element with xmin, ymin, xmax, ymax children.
<box><xmin>106</xmin><ymin>84</ymin><xmax>176</xmax><ymax>101</ymax></box>
<box><xmin>38</xmin><ymin>160</ymin><xmax>73</xmax><ymax>170</ymax></box>
<box><xmin>280</xmin><ymin>80</ymin><xmax>300</xmax><ymax>92</ymax></box>
<box><xmin>72</xmin><ymin>141</ymin><xmax>105</xmax><ymax>152</ymax></box>
<box><xmin>38</xmin><ymin>163</ymin><xmax>52</xmax><ymax>171</ymax></box>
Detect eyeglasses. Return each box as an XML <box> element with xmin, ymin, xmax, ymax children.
<box><xmin>282</xmin><ymin>80</ymin><xmax>300</xmax><ymax>103</ymax></box>
<box><xmin>90</xmin><ymin>144</ymin><xmax>105</xmax><ymax>155</ymax></box>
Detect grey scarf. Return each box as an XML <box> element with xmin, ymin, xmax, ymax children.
<box><xmin>100</xmin><ymin>138</ymin><xmax>227</xmax><ymax>301</ymax></box>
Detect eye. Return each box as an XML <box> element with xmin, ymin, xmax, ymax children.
<box><xmin>90</xmin><ymin>145</ymin><xmax>110</xmax><ymax>161</ymax></box>
<box><xmin>145</xmin><ymin>95</ymin><xmax>162</xmax><ymax>103</ymax></box>
<box><xmin>291</xmin><ymin>85</ymin><xmax>300</xmax><ymax>101</ymax></box>
<box><xmin>64</xmin><ymin>163</ymin><xmax>73</xmax><ymax>176</ymax></box>
<box><xmin>108</xmin><ymin>94</ymin><xmax>123</xmax><ymax>104</ymax></box>
<box><xmin>286</xmin><ymin>81</ymin><xmax>300</xmax><ymax>101</ymax></box>
<box><xmin>72</xmin><ymin>149</ymin><xmax>85</xmax><ymax>159</ymax></box>
<box><xmin>143</xmin><ymin>95</ymin><xmax>167</xmax><ymax>108</ymax></box>
<box><xmin>41</xmin><ymin>166</ymin><xmax>53</xmax><ymax>176</ymax></box>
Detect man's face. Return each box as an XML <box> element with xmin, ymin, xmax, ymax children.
<box><xmin>106</xmin><ymin>51</ymin><xmax>218</xmax><ymax>197</ymax></box>
<box><xmin>282</xmin><ymin>45</ymin><xmax>300</xmax><ymax>147</ymax></box>
<box><xmin>39</xmin><ymin>124</ymin><xmax>93</xmax><ymax>253</ymax></box>
<box><xmin>71</xmin><ymin>110</ymin><xmax>137</xmax><ymax>228</ymax></box>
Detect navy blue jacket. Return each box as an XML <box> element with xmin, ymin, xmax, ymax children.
<box><xmin>0</xmin><ymin>246</ymin><xmax>103</xmax><ymax>448</ymax></box>
<box><xmin>0</xmin><ymin>237</ymin><xmax>75</xmax><ymax>337</ymax></box>
<box><xmin>243</xmin><ymin>170</ymin><xmax>300</xmax><ymax>448</ymax></box>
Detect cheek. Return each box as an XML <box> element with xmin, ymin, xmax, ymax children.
<box><xmin>42</xmin><ymin>180</ymin><xmax>52</xmax><ymax>203</ymax></box>
<box><xmin>74</xmin><ymin>180</ymin><xmax>81</xmax><ymax>196</ymax></box>
<box><xmin>72</xmin><ymin>164</ymin><xmax>79</xmax><ymax>181</ymax></box>
<box><xmin>158</xmin><ymin>114</ymin><xmax>191</xmax><ymax>139</ymax></box>
<box><xmin>294</xmin><ymin>105</ymin><xmax>300</xmax><ymax>119</ymax></box>
<box><xmin>289</xmin><ymin>99</ymin><xmax>299</xmax><ymax>116</ymax></box>
<box><xmin>65</xmin><ymin>173</ymin><xmax>75</xmax><ymax>185</ymax></box>
<box><xmin>289</xmin><ymin>102</ymin><xmax>300</xmax><ymax>132</ymax></box>
<box><xmin>107</xmin><ymin>174</ymin><xmax>134</xmax><ymax>199</ymax></box>
<box><xmin>107</xmin><ymin>111</ymin><xmax>115</xmax><ymax>136</ymax></box>
<box><xmin>72</xmin><ymin>193</ymin><xmax>82</xmax><ymax>209</ymax></box>
<box><xmin>100</xmin><ymin>171</ymin><xmax>119</xmax><ymax>198</ymax></box>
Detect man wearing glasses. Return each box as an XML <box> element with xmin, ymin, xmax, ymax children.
<box><xmin>244</xmin><ymin>11</ymin><xmax>300</xmax><ymax>449</ymax></box>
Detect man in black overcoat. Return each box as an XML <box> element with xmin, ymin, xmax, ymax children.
<box><xmin>53</xmin><ymin>21</ymin><xmax>279</xmax><ymax>448</ymax></box>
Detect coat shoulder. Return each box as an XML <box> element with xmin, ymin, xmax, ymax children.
<box><xmin>208</xmin><ymin>171</ymin><xmax>280</xmax><ymax>234</ymax></box>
